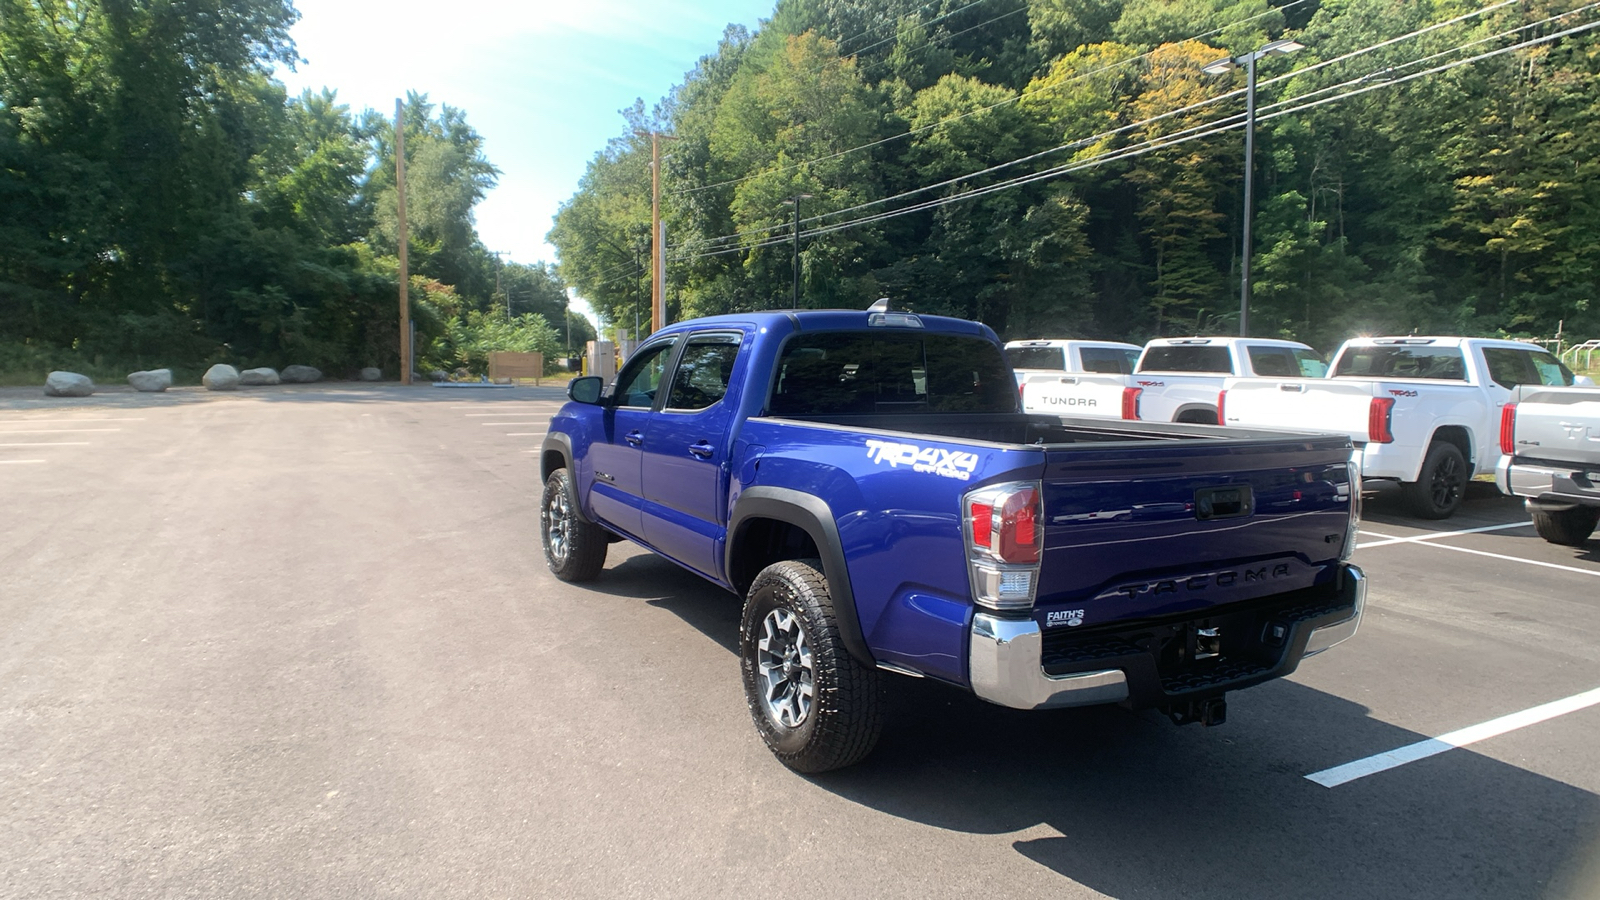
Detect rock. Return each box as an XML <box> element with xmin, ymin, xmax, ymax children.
<box><xmin>45</xmin><ymin>371</ymin><xmax>95</xmax><ymax>397</ymax></box>
<box><xmin>202</xmin><ymin>364</ymin><xmax>240</xmax><ymax>391</ymax></box>
<box><xmin>430</xmin><ymin>370</ymin><xmax>450</xmax><ymax>383</ymax></box>
<box><xmin>127</xmin><ymin>369</ymin><xmax>173</xmax><ymax>392</ymax></box>
<box><xmin>281</xmin><ymin>365</ymin><xmax>322</xmax><ymax>384</ymax></box>
<box><xmin>239</xmin><ymin>367</ymin><xmax>280</xmax><ymax>386</ymax></box>
<box><xmin>360</xmin><ymin>367</ymin><xmax>382</xmax><ymax>381</ymax></box>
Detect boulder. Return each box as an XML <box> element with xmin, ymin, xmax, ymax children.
<box><xmin>45</xmin><ymin>371</ymin><xmax>95</xmax><ymax>397</ymax></box>
<box><xmin>202</xmin><ymin>364</ymin><xmax>240</xmax><ymax>391</ymax></box>
<box><xmin>429</xmin><ymin>370</ymin><xmax>450</xmax><ymax>383</ymax></box>
<box><xmin>281</xmin><ymin>365</ymin><xmax>322</xmax><ymax>384</ymax></box>
<box><xmin>360</xmin><ymin>367</ymin><xmax>382</xmax><ymax>382</ymax></box>
<box><xmin>239</xmin><ymin>367</ymin><xmax>280</xmax><ymax>386</ymax></box>
<box><xmin>127</xmin><ymin>369</ymin><xmax>173</xmax><ymax>392</ymax></box>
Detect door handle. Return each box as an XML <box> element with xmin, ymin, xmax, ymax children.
<box><xmin>688</xmin><ymin>441</ymin><xmax>714</xmax><ymax>458</ymax></box>
<box><xmin>624</xmin><ymin>431</ymin><xmax>643</xmax><ymax>446</ymax></box>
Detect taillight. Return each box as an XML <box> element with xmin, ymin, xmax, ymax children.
<box><xmin>1121</xmin><ymin>387</ymin><xmax>1143</xmax><ymax>420</ymax></box>
<box><xmin>1368</xmin><ymin>397</ymin><xmax>1395</xmax><ymax>444</ymax></box>
<box><xmin>964</xmin><ymin>481</ymin><xmax>1043</xmax><ymax>611</ymax></box>
<box><xmin>1499</xmin><ymin>403</ymin><xmax>1517</xmax><ymax>455</ymax></box>
<box><xmin>1217</xmin><ymin>390</ymin><xmax>1227</xmax><ymax>424</ymax></box>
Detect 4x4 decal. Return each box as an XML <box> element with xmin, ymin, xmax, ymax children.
<box><xmin>865</xmin><ymin>439</ymin><xmax>980</xmax><ymax>481</ymax></box>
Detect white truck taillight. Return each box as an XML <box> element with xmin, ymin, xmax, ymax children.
<box><xmin>1499</xmin><ymin>403</ymin><xmax>1517</xmax><ymax>455</ymax></box>
<box><xmin>963</xmin><ymin>481</ymin><xmax>1043</xmax><ymax>611</ymax></box>
<box><xmin>1121</xmin><ymin>387</ymin><xmax>1142</xmax><ymax>420</ymax></box>
<box><xmin>1367</xmin><ymin>397</ymin><xmax>1395</xmax><ymax>443</ymax></box>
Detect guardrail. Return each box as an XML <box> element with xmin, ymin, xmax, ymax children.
<box><xmin>1561</xmin><ymin>340</ymin><xmax>1600</xmax><ymax>372</ymax></box>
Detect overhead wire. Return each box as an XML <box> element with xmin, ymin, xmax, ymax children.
<box><xmin>670</xmin><ymin>6</ymin><xmax>1600</xmax><ymax>262</ymax></box>
<box><xmin>671</xmin><ymin>0</ymin><xmax>1589</xmax><ymax>258</ymax></box>
<box><xmin>670</xmin><ymin>0</ymin><xmax>1311</xmax><ymax>199</ymax></box>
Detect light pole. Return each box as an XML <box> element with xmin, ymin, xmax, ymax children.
<box><xmin>781</xmin><ymin>193</ymin><xmax>813</xmax><ymax>309</ymax></box>
<box><xmin>1204</xmin><ymin>39</ymin><xmax>1303</xmax><ymax>337</ymax></box>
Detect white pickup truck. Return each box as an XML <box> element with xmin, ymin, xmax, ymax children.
<box><xmin>1004</xmin><ymin>339</ymin><xmax>1142</xmax><ymax>387</ymax></box>
<box><xmin>1496</xmin><ymin>384</ymin><xmax>1600</xmax><ymax>544</ymax></box>
<box><xmin>1022</xmin><ymin>336</ymin><xmax>1324</xmax><ymax>423</ymax></box>
<box><xmin>1222</xmin><ymin>336</ymin><xmax>1583</xmax><ymax>518</ymax></box>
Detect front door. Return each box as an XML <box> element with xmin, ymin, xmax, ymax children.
<box><xmin>585</xmin><ymin>339</ymin><xmax>677</xmax><ymax>538</ymax></box>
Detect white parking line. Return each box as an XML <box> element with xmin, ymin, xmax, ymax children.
<box><xmin>506</xmin><ymin>432</ymin><xmax>546</xmax><ymax>437</ymax></box>
<box><xmin>1307</xmin><ymin>685</ymin><xmax>1600</xmax><ymax>788</ymax></box>
<box><xmin>1357</xmin><ymin>521</ymin><xmax>1531</xmax><ymax>549</ymax></box>
<box><xmin>463</xmin><ymin>413</ymin><xmax>549</xmax><ymax>417</ymax></box>
<box><xmin>0</xmin><ymin>442</ymin><xmax>90</xmax><ymax>447</ymax></box>
<box><xmin>480</xmin><ymin>422</ymin><xmax>548</xmax><ymax>426</ymax></box>
<box><xmin>0</xmin><ymin>428</ymin><xmax>121</xmax><ymax>434</ymax></box>
<box><xmin>0</xmin><ymin>459</ymin><xmax>45</xmax><ymax>465</ymax></box>
<box><xmin>0</xmin><ymin>417</ymin><xmax>143</xmax><ymax>423</ymax></box>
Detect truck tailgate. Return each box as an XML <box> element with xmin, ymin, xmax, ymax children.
<box><xmin>1021</xmin><ymin>374</ymin><xmax>1127</xmax><ymax>418</ymax></box>
<box><xmin>1221</xmin><ymin>379</ymin><xmax>1376</xmax><ymax>438</ymax></box>
<box><xmin>1034</xmin><ymin>435</ymin><xmax>1355</xmax><ymax>629</ymax></box>
<box><xmin>1513</xmin><ymin>387</ymin><xmax>1600</xmax><ymax>466</ymax></box>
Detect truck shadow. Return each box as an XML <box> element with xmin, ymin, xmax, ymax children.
<box><xmin>816</xmin><ymin>677</ymin><xmax>1600</xmax><ymax>900</ymax></box>
<box><xmin>590</xmin><ymin>547</ymin><xmax>1600</xmax><ymax>899</ymax></box>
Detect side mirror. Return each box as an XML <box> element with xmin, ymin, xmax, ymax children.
<box><xmin>568</xmin><ymin>376</ymin><xmax>604</xmax><ymax>405</ymax></box>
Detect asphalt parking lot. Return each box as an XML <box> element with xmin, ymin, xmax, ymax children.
<box><xmin>3</xmin><ymin>384</ymin><xmax>1597</xmax><ymax>899</ymax></box>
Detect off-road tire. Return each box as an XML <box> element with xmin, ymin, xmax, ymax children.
<box><xmin>1402</xmin><ymin>442</ymin><xmax>1468</xmax><ymax>519</ymax></box>
<box><xmin>1531</xmin><ymin>506</ymin><xmax>1600</xmax><ymax>546</ymax></box>
<box><xmin>740</xmin><ymin>559</ymin><xmax>883</xmax><ymax>773</ymax></box>
<box><xmin>541</xmin><ymin>468</ymin><xmax>608</xmax><ymax>581</ymax></box>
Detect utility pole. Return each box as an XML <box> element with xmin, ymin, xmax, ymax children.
<box><xmin>395</xmin><ymin>98</ymin><xmax>411</xmax><ymax>385</ymax></box>
<box><xmin>781</xmin><ymin>193</ymin><xmax>813</xmax><ymax>309</ymax></box>
<box><xmin>637</xmin><ymin>129</ymin><xmax>677</xmax><ymax>334</ymax></box>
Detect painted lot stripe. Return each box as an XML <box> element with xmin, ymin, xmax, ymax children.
<box><xmin>0</xmin><ymin>417</ymin><xmax>144</xmax><ymax>423</ymax></box>
<box><xmin>0</xmin><ymin>459</ymin><xmax>45</xmax><ymax>465</ymax></box>
<box><xmin>506</xmin><ymin>432</ymin><xmax>546</xmax><ymax>437</ymax></box>
<box><xmin>0</xmin><ymin>428</ymin><xmax>121</xmax><ymax>434</ymax></box>
<box><xmin>463</xmin><ymin>412</ymin><xmax>550</xmax><ymax>417</ymax></box>
<box><xmin>1308</xmin><ymin>686</ymin><xmax>1600</xmax><ymax>788</ymax></box>
<box><xmin>480</xmin><ymin>422</ymin><xmax>549</xmax><ymax>426</ymax></box>
<box><xmin>0</xmin><ymin>442</ymin><xmax>90</xmax><ymax>447</ymax></box>
<box><xmin>1396</xmin><ymin>540</ymin><xmax>1600</xmax><ymax>578</ymax></box>
<box><xmin>1357</xmin><ymin>521</ymin><xmax>1531</xmax><ymax>549</ymax></box>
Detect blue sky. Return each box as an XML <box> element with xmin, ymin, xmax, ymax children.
<box><xmin>275</xmin><ymin>0</ymin><xmax>777</xmax><ymax>270</ymax></box>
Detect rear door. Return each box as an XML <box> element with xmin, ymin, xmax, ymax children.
<box><xmin>641</xmin><ymin>330</ymin><xmax>746</xmax><ymax>577</ymax></box>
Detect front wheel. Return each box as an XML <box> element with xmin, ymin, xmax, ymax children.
<box><xmin>1403</xmin><ymin>442</ymin><xmax>1467</xmax><ymax>519</ymax></box>
<box><xmin>1531</xmin><ymin>506</ymin><xmax>1600</xmax><ymax>546</ymax></box>
<box><xmin>541</xmin><ymin>468</ymin><xmax>608</xmax><ymax>581</ymax></box>
<box><xmin>740</xmin><ymin>559</ymin><xmax>883</xmax><ymax>773</ymax></box>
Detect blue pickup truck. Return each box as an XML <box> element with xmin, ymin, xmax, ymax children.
<box><xmin>540</xmin><ymin>304</ymin><xmax>1367</xmax><ymax>772</ymax></box>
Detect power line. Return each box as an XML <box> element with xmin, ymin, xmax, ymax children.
<box><xmin>670</xmin><ymin>0</ymin><xmax>1310</xmax><ymax>200</ymax></box>
<box><xmin>673</xmin><ymin>0</ymin><xmax>1581</xmax><ymax>256</ymax></box>
<box><xmin>671</xmin><ymin>9</ymin><xmax>1600</xmax><ymax>262</ymax></box>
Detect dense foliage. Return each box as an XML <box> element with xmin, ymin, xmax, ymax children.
<box><xmin>551</xmin><ymin>0</ymin><xmax>1600</xmax><ymax>352</ymax></box>
<box><xmin>0</xmin><ymin>1</ymin><xmax>592</xmax><ymax>379</ymax></box>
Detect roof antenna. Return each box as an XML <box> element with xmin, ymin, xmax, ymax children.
<box><xmin>867</xmin><ymin>298</ymin><xmax>890</xmax><ymax>313</ymax></box>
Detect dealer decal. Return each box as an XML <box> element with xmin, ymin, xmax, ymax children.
<box><xmin>864</xmin><ymin>439</ymin><xmax>980</xmax><ymax>481</ymax></box>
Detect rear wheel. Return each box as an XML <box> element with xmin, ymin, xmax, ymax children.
<box><xmin>1531</xmin><ymin>506</ymin><xmax>1600</xmax><ymax>546</ymax></box>
<box><xmin>740</xmin><ymin>559</ymin><xmax>883</xmax><ymax>773</ymax></box>
<box><xmin>1403</xmin><ymin>442</ymin><xmax>1467</xmax><ymax>519</ymax></box>
<box><xmin>541</xmin><ymin>468</ymin><xmax>608</xmax><ymax>581</ymax></box>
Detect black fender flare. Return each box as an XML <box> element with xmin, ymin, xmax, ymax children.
<box><xmin>727</xmin><ymin>486</ymin><xmax>875</xmax><ymax>667</ymax></box>
<box><xmin>540</xmin><ymin>432</ymin><xmax>597</xmax><ymax>524</ymax></box>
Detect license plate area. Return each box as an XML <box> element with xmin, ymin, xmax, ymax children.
<box><xmin>1195</xmin><ymin>485</ymin><xmax>1253</xmax><ymax>520</ymax></box>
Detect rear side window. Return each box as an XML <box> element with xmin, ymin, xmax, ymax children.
<box><xmin>1247</xmin><ymin>346</ymin><xmax>1327</xmax><ymax>377</ymax></box>
<box><xmin>1333</xmin><ymin>346</ymin><xmax>1466</xmax><ymax>380</ymax></box>
<box><xmin>1079</xmin><ymin>347</ymin><xmax>1139</xmax><ymax>374</ymax></box>
<box><xmin>665</xmin><ymin>333</ymin><xmax>741</xmax><ymax>411</ymax></box>
<box><xmin>1482</xmin><ymin>347</ymin><xmax>1574</xmax><ymax>389</ymax></box>
<box><xmin>1247</xmin><ymin>347</ymin><xmax>1299</xmax><ymax>377</ymax></box>
<box><xmin>1005</xmin><ymin>346</ymin><xmax>1065</xmax><ymax>371</ymax></box>
<box><xmin>770</xmin><ymin>332</ymin><xmax>1015</xmax><ymax>416</ymax></box>
<box><xmin>1138</xmin><ymin>345</ymin><xmax>1233</xmax><ymax>373</ymax></box>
